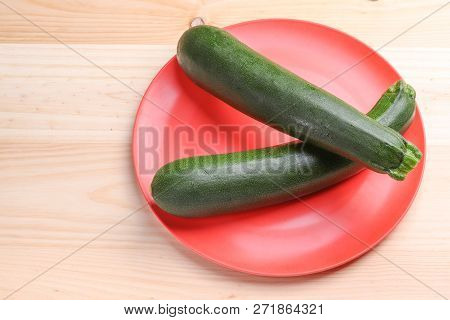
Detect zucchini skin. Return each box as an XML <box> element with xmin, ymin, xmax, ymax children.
<box><xmin>152</xmin><ymin>80</ymin><xmax>416</xmax><ymax>217</ymax></box>
<box><xmin>176</xmin><ymin>25</ymin><xmax>421</xmax><ymax>180</ymax></box>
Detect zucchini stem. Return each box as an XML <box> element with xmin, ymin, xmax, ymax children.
<box><xmin>388</xmin><ymin>142</ymin><xmax>422</xmax><ymax>180</ymax></box>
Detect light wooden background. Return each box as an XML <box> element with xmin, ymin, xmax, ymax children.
<box><xmin>1</xmin><ymin>0</ymin><xmax>449</xmax><ymax>300</ymax></box>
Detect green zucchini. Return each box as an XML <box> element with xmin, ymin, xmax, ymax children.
<box><xmin>151</xmin><ymin>80</ymin><xmax>416</xmax><ymax>217</ymax></box>
<box><xmin>176</xmin><ymin>25</ymin><xmax>421</xmax><ymax>180</ymax></box>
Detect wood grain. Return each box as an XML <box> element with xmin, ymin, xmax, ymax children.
<box><xmin>0</xmin><ymin>0</ymin><xmax>449</xmax><ymax>299</ymax></box>
<box><xmin>0</xmin><ymin>0</ymin><xmax>449</xmax><ymax>47</ymax></box>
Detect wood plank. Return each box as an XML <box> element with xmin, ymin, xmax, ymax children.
<box><xmin>0</xmin><ymin>0</ymin><xmax>449</xmax><ymax>47</ymax></box>
<box><xmin>6</xmin><ymin>207</ymin><xmax>445</xmax><ymax>300</ymax></box>
<box><xmin>0</xmin><ymin>44</ymin><xmax>174</xmax><ymax>143</ymax></box>
<box><xmin>1</xmin><ymin>43</ymin><xmax>449</xmax><ymax>298</ymax></box>
<box><xmin>0</xmin><ymin>142</ymin><xmax>145</xmax><ymax>296</ymax></box>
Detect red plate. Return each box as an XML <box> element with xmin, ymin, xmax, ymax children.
<box><xmin>132</xmin><ymin>19</ymin><xmax>425</xmax><ymax>276</ymax></box>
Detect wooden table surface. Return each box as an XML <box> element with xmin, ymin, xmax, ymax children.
<box><xmin>1</xmin><ymin>0</ymin><xmax>449</xmax><ymax>300</ymax></box>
